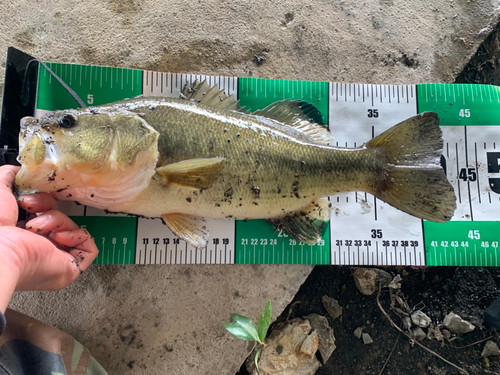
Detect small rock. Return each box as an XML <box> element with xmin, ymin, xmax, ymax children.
<box><xmin>354</xmin><ymin>326</ymin><xmax>364</xmax><ymax>339</ymax></box>
<box><xmin>411</xmin><ymin>327</ymin><xmax>426</xmax><ymax>341</ymax></box>
<box><xmin>442</xmin><ymin>328</ymin><xmax>451</xmax><ymax>340</ymax></box>
<box><xmin>352</xmin><ymin>268</ymin><xmax>392</xmax><ymax>296</ymax></box>
<box><xmin>411</xmin><ymin>310</ymin><xmax>431</xmax><ymax>328</ymax></box>
<box><xmin>304</xmin><ymin>314</ymin><xmax>336</xmax><ymax>365</ymax></box>
<box><xmin>247</xmin><ymin>318</ymin><xmax>321</xmax><ymax>375</ymax></box>
<box><xmin>481</xmin><ymin>340</ymin><xmax>500</xmax><ymax>358</ymax></box>
<box><xmin>300</xmin><ymin>329</ymin><xmax>319</xmax><ymax>357</ymax></box>
<box><xmin>403</xmin><ymin>316</ymin><xmax>412</xmax><ymax>330</ymax></box>
<box><xmin>362</xmin><ymin>333</ymin><xmax>373</xmax><ymax>344</ymax></box>
<box><xmin>322</xmin><ymin>295</ymin><xmax>342</xmax><ymax>320</ymax></box>
<box><xmin>442</xmin><ymin>312</ymin><xmax>475</xmax><ymax>334</ymax></box>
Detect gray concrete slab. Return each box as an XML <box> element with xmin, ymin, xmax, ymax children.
<box><xmin>10</xmin><ymin>265</ymin><xmax>312</xmax><ymax>374</ymax></box>
<box><xmin>1</xmin><ymin>1</ymin><xmax>499</xmax><ymax>374</ymax></box>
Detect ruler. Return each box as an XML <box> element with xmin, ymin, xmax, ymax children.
<box><xmin>3</xmin><ymin>56</ymin><xmax>500</xmax><ymax>266</ymax></box>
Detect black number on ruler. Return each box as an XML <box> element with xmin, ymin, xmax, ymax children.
<box><xmin>367</xmin><ymin>109</ymin><xmax>379</xmax><ymax>118</ymax></box>
<box><xmin>143</xmin><ymin>238</ymin><xmax>148</xmax><ymax>245</ymax></box>
<box><xmin>487</xmin><ymin>152</ymin><xmax>500</xmax><ymax>194</ymax></box>
<box><xmin>163</xmin><ymin>238</ymin><xmax>170</xmax><ymax>245</ymax></box>
<box><xmin>153</xmin><ymin>238</ymin><xmax>159</xmax><ymax>245</ymax></box>
<box><xmin>173</xmin><ymin>238</ymin><xmax>180</xmax><ymax>245</ymax></box>
<box><xmin>371</xmin><ymin>229</ymin><xmax>383</xmax><ymax>238</ymax></box>
<box><xmin>223</xmin><ymin>238</ymin><xmax>229</xmax><ymax>245</ymax></box>
<box><xmin>213</xmin><ymin>238</ymin><xmax>220</xmax><ymax>245</ymax></box>
<box><xmin>459</xmin><ymin>168</ymin><xmax>477</xmax><ymax>182</ymax></box>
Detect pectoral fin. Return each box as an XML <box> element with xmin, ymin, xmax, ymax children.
<box><xmin>161</xmin><ymin>213</ymin><xmax>209</xmax><ymax>249</ymax></box>
<box><xmin>156</xmin><ymin>158</ymin><xmax>224</xmax><ymax>190</ymax></box>
<box><xmin>267</xmin><ymin>199</ymin><xmax>331</xmax><ymax>245</ymax></box>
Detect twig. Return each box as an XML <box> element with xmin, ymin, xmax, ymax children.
<box><xmin>448</xmin><ymin>335</ymin><xmax>494</xmax><ymax>349</ymax></box>
<box><xmin>378</xmin><ymin>332</ymin><xmax>400</xmax><ymax>375</ymax></box>
<box><xmin>376</xmin><ymin>287</ymin><xmax>469</xmax><ymax>375</ymax></box>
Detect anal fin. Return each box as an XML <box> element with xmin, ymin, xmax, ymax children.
<box><xmin>156</xmin><ymin>158</ymin><xmax>223</xmax><ymax>190</ymax></box>
<box><xmin>161</xmin><ymin>213</ymin><xmax>209</xmax><ymax>249</ymax></box>
<box><xmin>267</xmin><ymin>199</ymin><xmax>331</xmax><ymax>245</ymax></box>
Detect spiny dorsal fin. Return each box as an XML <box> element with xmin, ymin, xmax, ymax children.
<box><xmin>252</xmin><ymin>100</ymin><xmax>333</xmax><ymax>145</ymax></box>
<box><xmin>266</xmin><ymin>198</ymin><xmax>331</xmax><ymax>245</ymax></box>
<box><xmin>181</xmin><ymin>79</ymin><xmax>247</xmax><ymax>112</ymax></box>
<box><xmin>156</xmin><ymin>157</ymin><xmax>224</xmax><ymax>190</ymax></box>
<box><xmin>161</xmin><ymin>213</ymin><xmax>209</xmax><ymax>249</ymax></box>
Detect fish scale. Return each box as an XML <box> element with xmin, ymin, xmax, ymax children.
<box><xmin>2</xmin><ymin>49</ymin><xmax>499</xmax><ymax>266</ymax></box>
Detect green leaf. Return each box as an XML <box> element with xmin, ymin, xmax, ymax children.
<box><xmin>224</xmin><ymin>313</ymin><xmax>260</xmax><ymax>342</ymax></box>
<box><xmin>257</xmin><ymin>300</ymin><xmax>272</xmax><ymax>343</ymax></box>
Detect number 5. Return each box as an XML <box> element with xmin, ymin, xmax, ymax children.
<box><xmin>87</xmin><ymin>94</ymin><xmax>94</xmax><ymax>105</ymax></box>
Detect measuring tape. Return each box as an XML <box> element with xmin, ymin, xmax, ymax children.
<box><xmin>9</xmin><ymin>60</ymin><xmax>500</xmax><ymax>266</ymax></box>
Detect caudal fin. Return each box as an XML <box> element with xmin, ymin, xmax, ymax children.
<box><xmin>367</xmin><ymin>112</ymin><xmax>456</xmax><ymax>222</ymax></box>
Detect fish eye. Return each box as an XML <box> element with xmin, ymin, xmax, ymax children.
<box><xmin>58</xmin><ymin>114</ymin><xmax>77</xmax><ymax>128</ymax></box>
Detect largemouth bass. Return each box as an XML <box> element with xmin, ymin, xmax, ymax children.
<box><xmin>15</xmin><ymin>81</ymin><xmax>456</xmax><ymax>248</ymax></box>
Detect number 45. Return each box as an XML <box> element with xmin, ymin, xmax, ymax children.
<box><xmin>468</xmin><ymin>230</ymin><xmax>480</xmax><ymax>240</ymax></box>
<box><xmin>459</xmin><ymin>109</ymin><xmax>470</xmax><ymax>118</ymax></box>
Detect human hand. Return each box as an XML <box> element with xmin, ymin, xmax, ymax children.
<box><xmin>0</xmin><ymin>165</ymin><xmax>98</xmax><ymax>313</ymax></box>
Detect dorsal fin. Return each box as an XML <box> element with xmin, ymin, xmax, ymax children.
<box><xmin>181</xmin><ymin>80</ymin><xmax>332</xmax><ymax>144</ymax></box>
<box><xmin>252</xmin><ymin>100</ymin><xmax>333</xmax><ymax>145</ymax></box>
<box><xmin>181</xmin><ymin>80</ymin><xmax>247</xmax><ymax>112</ymax></box>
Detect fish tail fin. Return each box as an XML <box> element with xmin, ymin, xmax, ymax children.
<box><xmin>366</xmin><ymin>112</ymin><xmax>456</xmax><ymax>222</ymax></box>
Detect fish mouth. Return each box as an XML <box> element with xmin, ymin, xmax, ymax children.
<box><xmin>15</xmin><ymin>116</ymin><xmax>64</xmax><ymax>195</ymax></box>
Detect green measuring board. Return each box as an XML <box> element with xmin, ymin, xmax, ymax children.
<box><xmin>31</xmin><ymin>62</ymin><xmax>500</xmax><ymax>266</ymax></box>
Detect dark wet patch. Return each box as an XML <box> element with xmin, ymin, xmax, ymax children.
<box><xmin>142</xmin><ymin>40</ymin><xmax>269</xmax><ymax>73</ymax></box>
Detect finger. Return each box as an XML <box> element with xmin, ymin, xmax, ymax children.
<box><xmin>12</xmin><ymin>229</ymin><xmax>85</xmax><ymax>291</ymax></box>
<box><xmin>51</xmin><ymin>229</ymin><xmax>99</xmax><ymax>271</ymax></box>
<box><xmin>25</xmin><ymin>210</ymin><xmax>79</xmax><ymax>234</ymax></box>
<box><xmin>0</xmin><ymin>165</ymin><xmax>21</xmax><ymax>226</ymax></box>
<box><xmin>18</xmin><ymin>193</ymin><xmax>59</xmax><ymax>213</ymax></box>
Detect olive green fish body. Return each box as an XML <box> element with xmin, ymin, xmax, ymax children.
<box><xmin>118</xmin><ymin>99</ymin><xmax>381</xmax><ymax>220</ymax></box>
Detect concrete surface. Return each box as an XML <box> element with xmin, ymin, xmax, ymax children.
<box><xmin>11</xmin><ymin>265</ymin><xmax>312</xmax><ymax>374</ymax></box>
<box><xmin>1</xmin><ymin>0</ymin><xmax>499</xmax><ymax>374</ymax></box>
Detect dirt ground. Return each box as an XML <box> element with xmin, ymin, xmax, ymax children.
<box><xmin>237</xmin><ymin>21</ymin><xmax>500</xmax><ymax>375</ymax></box>
<box><xmin>276</xmin><ymin>266</ymin><xmax>499</xmax><ymax>375</ymax></box>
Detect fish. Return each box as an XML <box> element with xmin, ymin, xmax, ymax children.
<box><xmin>15</xmin><ymin>80</ymin><xmax>456</xmax><ymax>249</ymax></box>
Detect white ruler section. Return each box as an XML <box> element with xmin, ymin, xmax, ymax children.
<box><xmin>443</xmin><ymin>125</ymin><xmax>500</xmax><ymax>221</ymax></box>
<box><xmin>143</xmin><ymin>71</ymin><xmax>238</xmax><ymax>98</ymax></box>
<box><xmin>328</xmin><ymin>83</ymin><xmax>426</xmax><ymax>266</ymax></box>
<box><xmin>136</xmin><ymin>72</ymin><xmax>239</xmax><ymax>264</ymax></box>
<box><xmin>135</xmin><ymin>218</ymin><xmax>234</xmax><ymax>264</ymax></box>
